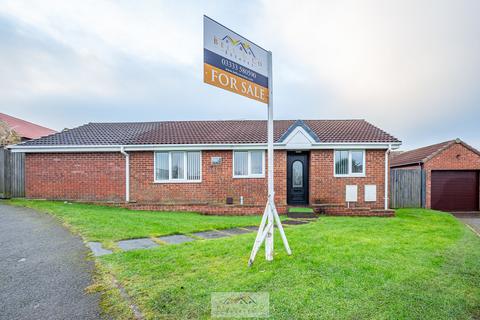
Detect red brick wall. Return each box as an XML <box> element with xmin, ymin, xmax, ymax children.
<box><xmin>129</xmin><ymin>150</ymin><xmax>287</xmax><ymax>208</ymax></box>
<box><xmin>424</xmin><ymin>143</ymin><xmax>480</xmax><ymax>209</ymax></box>
<box><xmin>310</xmin><ymin>150</ymin><xmax>387</xmax><ymax>209</ymax></box>
<box><xmin>25</xmin><ymin>153</ymin><xmax>125</xmax><ymax>202</ymax></box>
<box><xmin>25</xmin><ymin>149</ymin><xmax>389</xmax><ymax>214</ymax></box>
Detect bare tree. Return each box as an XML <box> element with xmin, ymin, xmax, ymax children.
<box><xmin>0</xmin><ymin>120</ymin><xmax>21</xmax><ymax>146</ymax></box>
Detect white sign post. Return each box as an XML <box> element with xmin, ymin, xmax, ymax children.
<box><xmin>203</xmin><ymin>16</ymin><xmax>291</xmax><ymax>266</ymax></box>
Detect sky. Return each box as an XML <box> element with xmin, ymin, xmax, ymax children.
<box><xmin>0</xmin><ymin>0</ymin><xmax>479</xmax><ymax>150</ymax></box>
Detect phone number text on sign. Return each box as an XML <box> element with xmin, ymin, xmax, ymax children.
<box><xmin>221</xmin><ymin>59</ymin><xmax>258</xmax><ymax>80</ymax></box>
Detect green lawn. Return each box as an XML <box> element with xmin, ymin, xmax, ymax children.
<box><xmin>6</xmin><ymin>200</ymin><xmax>480</xmax><ymax>319</ymax></box>
<box><xmin>288</xmin><ymin>207</ymin><xmax>314</xmax><ymax>213</ymax></box>
<box><xmin>7</xmin><ymin>199</ymin><xmax>261</xmax><ymax>246</ymax></box>
<box><xmin>99</xmin><ymin>209</ymin><xmax>480</xmax><ymax>319</ymax></box>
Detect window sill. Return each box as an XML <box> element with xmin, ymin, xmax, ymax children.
<box><xmin>334</xmin><ymin>174</ymin><xmax>366</xmax><ymax>178</ymax></box>
<box><xmin>153</xmin><ymin>180</ymin><xmax>202</xmax><ymax>184</ymax></box>
<box><xmin>233</xmin><ymin>175</ymin><xmax>265</xmax><ymax>179</ymax></box>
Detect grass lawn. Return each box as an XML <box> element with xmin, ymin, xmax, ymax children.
<box><xmin>288</xmin><ymin>207</ymin><xmax>314</xmax><ymax>213</ymax></box>
<box><xmin>6</xmin><ymin>200</ymin><xmax>480</xmax><ymax>319</ymax></box>
<box><xmin>6</xmin><ymin>199</ymin><xmax>261</xmax><ymax>246</ymax></box>
<box><xmin>99</xmin><ymin>209</ymin><xmax>480</xmax><ymax>319</ymax></box>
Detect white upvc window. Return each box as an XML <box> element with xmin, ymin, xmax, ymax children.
<box><xmin>233</xmin><ymin>150</ymin><xmax>265</xmax><ymax>178</ymax></box>
<box><xmin>154</xmin><ymin>151</ymin><xmax>201</xmax><ymax>183</ymax></box>
<box><xmin>334</xmin><ymin>150</ymin><xmax>366</xmax><ymax>177</ymax></box>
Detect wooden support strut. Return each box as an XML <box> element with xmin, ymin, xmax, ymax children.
<box><xmin>248</xmin><ymin>196</ymin><xmax>291</xmax><ymax>266</ymax></box>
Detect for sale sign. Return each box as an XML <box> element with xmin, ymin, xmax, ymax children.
<box><xmin>203</xmin><ymin>16</ymin><xmax>269</xmax><ymax>104</ymax></box>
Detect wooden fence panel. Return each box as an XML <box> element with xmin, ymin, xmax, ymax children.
<box><xmin>390</xmin><ymin>168</ymin><xmax>424</xmax><ymax>208</ymax></box>
<box><xmin>10</xmin><ymin>151</ymin><xmax>25</xmax><ymax>197</ymax></box>
<box><xmin>0</xmin><ymin>147</ymin><xmax>25</xmax><ymax>198</ymax></box>
<box><xmin>0</xmin><ymin>148</ymin><xmax>6</xmax><ymax>198</ymax></box>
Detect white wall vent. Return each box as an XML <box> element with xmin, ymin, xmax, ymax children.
<box><xmin>346</xmin><ymin>185</ymin><xmax>358</xmax><ymax>202</ymax></box>
<box><xmin>365</xmin><ymin>185</ymin><xmax>377</xmax><ymax>202</ymax></box>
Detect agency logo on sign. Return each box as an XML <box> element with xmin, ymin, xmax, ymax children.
<box><xmin>213</xmin><ymin>35</ymin><xmax>261</xmax><ymax>67</ymax></box>
<box><xmin>204</xmin><ymin>16</ymin><xmax>269</xmax><ymax>104</ymax></box>
<box><xmin>211</xmin><ymin>292</ymin><xmax>269</xmax><ymax>318</ymax></box>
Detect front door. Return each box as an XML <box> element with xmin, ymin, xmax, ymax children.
<box><xmin>287</xmin><ymin>152</ymin><xmax>309</xmax><ymax>205</ymax></box>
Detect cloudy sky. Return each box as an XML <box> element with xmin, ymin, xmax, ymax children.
<box><xmin>0</xmin><ymin>0</ymin><xmax>479</xmax><ymax>150</ymax></box>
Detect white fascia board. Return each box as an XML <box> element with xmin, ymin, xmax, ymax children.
<box><xmin>9</xmin><ymin>142</ymin><xmax>401</xmax><ymax>153</ymax></box>
<box><xmin>313</xmin><ymin>143</ymin><xmax>401</xmax><ymax>150</ymax></box>
<box><xmin>276</xmin><ymin>142</ymin><xmax>401</xmax><ymax>150</ymax></box>
<box><xmin>8</xmin><ymin>143</ymin><xmax>266</xmax><ymax>153</ymax></box>
<box><xmin>8</xmin><ymin>145</ymin><xmax>123</xmax><ymax>153</ymax></box>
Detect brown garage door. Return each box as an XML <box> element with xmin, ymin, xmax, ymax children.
<box><xmin>431</xmin><ymin>170</ymin><xmax>479</xmax><ymax>211</ymax></box>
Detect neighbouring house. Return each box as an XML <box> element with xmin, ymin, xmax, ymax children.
<box><xmin>9</xmin><ymin>119</ymin><xmax>401</xmax><ymax>216</ymax></box>
<box><xmin>390</xmin><ymin>139</ymin><xmax>480</xmax><ymax>212</ymax></box>
<box><xmin>0</xmin><ymin>112</ymin><xmax>56</xmax><ymax>143</ymax></box>
<box><xmin>0</xmin><ymin>113</ymin><xmax>56</xmax><ymax>198</ymax></box>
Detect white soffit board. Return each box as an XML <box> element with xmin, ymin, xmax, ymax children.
<box><xmin>364</xmin><ymin>185</ymin><xmax>377</xmax><ymax>202</ymax></box>
<box><xmin>346</xmin><ymin>185</ymin><xmax>358</xmax><ymax>202</ymax></box>
<box><xmin>283</xmin><ymin>127</ymin><xmax>316</xmax><ymax>149</ymax></box>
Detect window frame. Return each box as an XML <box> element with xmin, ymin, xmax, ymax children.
<box><xmin>333</xmin><ymin>150</ymin><xmax>366</xmax><ymax>177</ymax></box>
<box><xmin>232</xmin><ymin>150</ymin><xmax>265</xmax><ymax>178</ymax></box>
<box><xmin>153</xmin><ymin>151</ymin><xmax>202</xmax><ymax>183</ymax></box>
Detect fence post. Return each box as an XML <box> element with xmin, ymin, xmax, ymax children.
<box><xmin>0</xmin><ymin>147</ymin><xmax>25</xmax><ymax>198</ymax></box>
<box><xmin>0</xmin><ymin>148</ymin><xmax>5</xmax><ymax>198</ymax></box>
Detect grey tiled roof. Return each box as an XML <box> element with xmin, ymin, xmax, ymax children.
<box><xmin>390</xmin><ymin>140</ymin><xmax>454</xmax><ymax>167</ymax></box>
<box><xmin>18</xmin><ymin>120</ymin><xmax>400</xmax><ymax>146</ymax></box>
<box><xmin>390</xmin><ymin>139</ymin><xmax>480</xmax><ymax>167</ymax></box>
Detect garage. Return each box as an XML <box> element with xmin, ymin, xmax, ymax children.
<box><xmin>431</xmin><ymin>171</ymin><xmax>479</xmax><ymax>211</ymax></box>
<box><xmin>390</xmin><ymin>139</ymin><xmax>480</xmax><ymax>211</ymax></box>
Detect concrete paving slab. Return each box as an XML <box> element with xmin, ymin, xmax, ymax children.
<box><xmin>86</xmin><ymin>242</ymin><xmax>113</xmax><ymax>256</ymax></box>
<box><xmin>158</xmin><ymin>234</ymin><xmax>195</xmax><ymax>244</ymax></box>
<box><xmin>192</xmin><ymin>230</ymin><xmax>231</xmax><ymax>239</ymax></box>
<box><xmin>117</xmin><ymin>238</ymin><xmax>159</xmax><ymax>251</ymax></box>
<box><xmin>287</xmin><ymin>212</ymin><xmax>318</xmax><ymax>219</ymax></box>
<box><xmin>243</xmin><ymin>226</ymin><xmax>261</xmax><ymax>231</ymax></box>
<box><xmin>221</xmin><ymin>228</ymin><xmax>252</xmax><ymax>235</ymax></box>
<box><xmin>282</xmin><ymin>220</ymin><xmax>310</xmax><ymax>225</ymax></box>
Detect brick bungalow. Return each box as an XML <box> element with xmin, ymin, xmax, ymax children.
<box><xmin>390</xmin><ymin>139</ymin><xmax>480</xmax><ymax>212</ymax></box>
<box><xmin>10</xmin><ymin>119</ymin><xmax>401</xmax><ymax>216</ymax></box>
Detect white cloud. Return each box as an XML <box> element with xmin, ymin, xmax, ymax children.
<box><xmin>0</xmin><ymin>0</ymin><xmax>479</xmax><ymax>149</ymax></box>
<box><xmin>0</xmin><ymin>0</ymin><xmax>206</xmax><ymax>100</ymax></box>
<box><xmin>0</xmin><ymin>0</ymin><xmax>201</xmax><ymax>66</ymax></box>
<box><xmin>261</xmin><ymin>0</ymin><xmax>480</xmax><ymax>129</ymax></box>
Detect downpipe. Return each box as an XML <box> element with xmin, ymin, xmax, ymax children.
<box><xmin>120</xmin><ymin>146</ymin><xmax>130</xmax><ymax>203</ymax></box>
<box><xmin>384</xmin><ymin>144</ymin><xmax>392</xmax><ymax>210</ymax></box>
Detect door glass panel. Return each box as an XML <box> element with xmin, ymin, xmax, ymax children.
<box><xmin>292</xmin><ymin>160</ymin><xmax>303</xmax><ymax>188</ymax></box>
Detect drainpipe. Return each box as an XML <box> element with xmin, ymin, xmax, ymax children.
<box><xmin>120</xmin><ymin>146</ymin><xmax>130</xmax><ymax>203</ymax></box>
<box><xmin>384</xmin><ymin>144</ymin><xmax>392</xmax><ymax>210</ymax></box>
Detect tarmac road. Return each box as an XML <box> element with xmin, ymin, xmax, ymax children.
<box><xmin>0</xmin><ymin>203</ymin><xmax>102</xmax><ymax>320</ymax></box>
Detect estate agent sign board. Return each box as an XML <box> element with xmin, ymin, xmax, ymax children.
<box><xmin>203</xmin><ymin>16</ymin><xmax>290</xmax><ymax>266</ymax></box>
<box><xmin>203</xmin><ymin>16</ymin><xmax>269</xmax><ymax>104</ymax></box>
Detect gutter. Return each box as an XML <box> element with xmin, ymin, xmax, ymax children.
<box><xmin>120</xmin><ymin>146</ymin><xmax>130</xmax><ymax>203</ymax></box>
<box><xmin>384</xmin><ymin>144</ymin><xmax>392</xmax><ymax>210</ymax></box>
<box><xmin>8</xmin><ymin>142</ymin><xmax>402</xmax><ymax>153</ymax></box>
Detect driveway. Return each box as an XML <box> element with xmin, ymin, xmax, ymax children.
<box><xmin>452</xmin><ymin>211</ymin><xmax>480</xmax><ymax>236</ymax></box>
<box><xmin>0</xmin><ymin>203</ymin><xmax>101</xmax><ymax>320</ymax></box>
